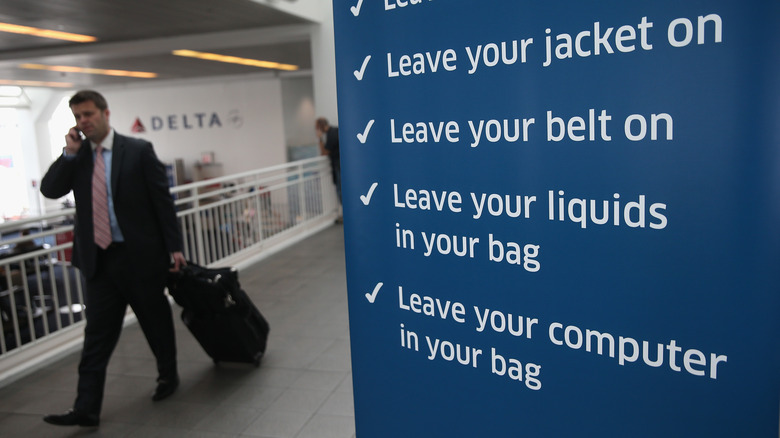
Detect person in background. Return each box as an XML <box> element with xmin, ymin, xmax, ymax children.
<box><xmin>40</xmin><ymin>90</ymin><xmax>186</xmax><ymax>428</ymax></box>
<box><xmin>10</xmin><ymin>228</ymin><xmax>39</xmax><ymax>255</ymax></box>
<box><xmin>316</xmin><ymin>117</ymin><xmax>343</xmax><ymax>224</ymax></box>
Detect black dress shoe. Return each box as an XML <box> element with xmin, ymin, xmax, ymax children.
<box><xmin>152</xmin><ymin>376</ymin><xmax>179</xmax><ymax>401</ymax></box>
<box><xmin>43</xmin><ymin>409</ymin><xmax>99</xmax><ymax>427</ymax></box>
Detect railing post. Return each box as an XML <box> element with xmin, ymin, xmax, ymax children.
<box><xmin>192</xmin><ymin>188</ymin><xmax>206</xmax><ymax>265</ymax></box>
<box><xmin>296</xmin><ymin>163</ymin><xmax>306</xmax><ymax>223</ymax></box>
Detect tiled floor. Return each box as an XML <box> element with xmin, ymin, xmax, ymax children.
<box><xmin>0</xmin><ymin>225</ymin><xmax>355</xmax><ymax>438</ymax></box>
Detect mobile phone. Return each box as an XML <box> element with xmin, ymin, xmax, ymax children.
<box><xmin>69</xmin><ymin>128</ymin><xmax>83</xmax><ymax>141</ymax></box>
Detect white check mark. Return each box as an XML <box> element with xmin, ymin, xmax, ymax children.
<box><xmin>354</xmin><ymin>55</ymin><xmax>371</xmax><ymax>81</ymax></box>
<box><xmin>365</xmin><ymin>282</ymin><xmax>383</xmax><ymax>303</ymax></box>
<box><xmin>360</xmin><ymin>182</ymin><xmax>378</xmax><ymax>205</ymax></box>
<box><xmin>350</xmin><ymin>0</ymin><xmax>364</xmax><ymax>16</ymax></box>
<box><xmin>357</xmin><ymin>119</ymin><xmax>375</xmax><ymax>144</ymax></box>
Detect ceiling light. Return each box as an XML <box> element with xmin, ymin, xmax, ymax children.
<box><xmin>172</xmin><ymin>49</ymin><xmax>299</xmax><ymax>71</ymax></box>
<box><xmin>0</xmin><ymin>79</ymin><xmax>73</xmax><ymax>88</ymax></box>
<box><xmin>19</xmin><ymin>63</ymin><xmax>157</xmax><ymax>79</ymax></box>
<box><xmin>0</xmin><ymin>22</ymin><xmax>96</xmax><ymax>43</ymax></box>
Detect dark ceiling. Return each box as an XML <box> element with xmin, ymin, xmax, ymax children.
<box><xmin>0</xmin><ymin>0</ymin><xmax>316</xmax><ymax>88</ymax></box>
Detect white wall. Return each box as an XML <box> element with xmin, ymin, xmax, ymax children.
<box><xmin>102</xmin><ymin>75</ymin><xmax>287</xmax><ymax>181</ymax></box>
<box><xmin>34</xmin><ymin>73</ymin><xmax>320</xmax><ymax>195</ymax></box>
<box><xmin>281</xmin><ymin>75</ymin><xmax>317</xmax><ymax>149</ymax></box>
<box><xmin>309</xmin><ymin>1</ymin><xmax>338</xmax><ymax>124</ymax></box>
<box><xmin>8</xmin><ymin>88</ymin><xmax>56</xmax><ymax>216</ymax></box>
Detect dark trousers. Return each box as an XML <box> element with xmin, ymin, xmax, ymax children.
<box><xmin>330</xmin><ymin>155</ymin><xmax>341</xmax><ymax>205</ymax></box>
<box><xmin>74</xmin><ymin>243</ymin><xmax>177</xmax><ymax>415</ymax></box>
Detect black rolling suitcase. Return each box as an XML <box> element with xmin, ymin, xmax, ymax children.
<box><xmin>167</xmin><ymin>263</ymin><xmax>269</xmax><ymax>366</ymax></box>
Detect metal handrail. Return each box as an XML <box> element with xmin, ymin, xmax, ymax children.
<box><xmin>0</xmin><ymin>156</ymin><xmax>338</xmax><ymax>385</ymax></box>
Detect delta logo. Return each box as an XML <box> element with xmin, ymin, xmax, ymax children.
<box><xmin>131</xmin><ymin>118</ymin><xmax>145</xmax><ymax>133</ymax></box>
<box><xmin>130</xmin><ymin>110</ymin><xmax>243</xmax><ymax>133</ymax></box>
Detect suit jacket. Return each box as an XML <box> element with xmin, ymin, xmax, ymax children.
<box><xmin>41</xmin><ymin>132</ymin><xmax>182</xmax><ymax>279</ymax></box>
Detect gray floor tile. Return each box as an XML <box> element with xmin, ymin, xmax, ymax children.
<box><xmin>267</xmin><ymin>387</ymin><xmax>331</xmax><ymax>414</ymax></box>
<box><xmin>192</xmin><ymin>405</ymin><xmax>262</xmax><ymax>434</ymax></box>
<box><xmin>318</xmin><ymin>390</ymin><xmax>355</xmax><ymax>417</ymax></box>
<box><xmin>241</xmin><ymin>409</ymin><xmax>312</xmax><ymax>438</ymax></box>
<box><xmin>290</xmin><ymin>370</ymin><xmax>348</xmax><ymax>393</ymax></box>
<box><xmin>296</xmin><ymin>413</ymin><xmax>356</xmax><ymax>438</ymax></box>
<box><xmin>220</xmin><ymin>384</ymin><xmax>285</xmax><ymax>409</ymax></box>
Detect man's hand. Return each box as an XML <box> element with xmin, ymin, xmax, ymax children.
<box><xmin>169</xmin><ymin>251</ymin><xmax>187</xmax><ymax>272</ymax></box>
<box><xmin>64</xmin><ymin>127</ymin><xmax>82</xmax><ymax>155</ymax></box>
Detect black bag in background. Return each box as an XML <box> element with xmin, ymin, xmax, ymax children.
<box><xmin>167</xmin><ymin>262</ymin><xmax>269</xmax><ymax>366</ymax></box>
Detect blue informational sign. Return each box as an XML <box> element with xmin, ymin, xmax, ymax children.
<box><xmin>334</xmin><ymin>1</ymin><xmax>780</xmax><ymax>436</ymax></box>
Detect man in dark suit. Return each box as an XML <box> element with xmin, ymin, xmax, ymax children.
<box><xmin>40</xmin><ymin>90</ymin><xmax>186</xmax><ymax>427</ymax></box>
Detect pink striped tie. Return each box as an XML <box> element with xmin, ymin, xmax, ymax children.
<box><xmin>92</xmin><ymin>145</ymin><xmax>112</xmax><ymax>249</ymax></box>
